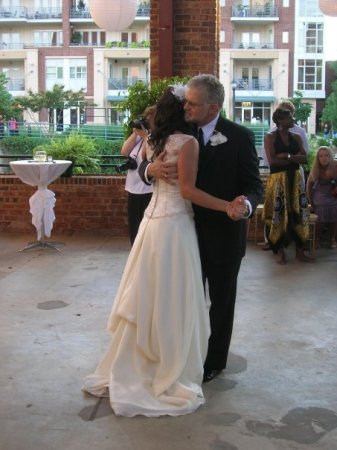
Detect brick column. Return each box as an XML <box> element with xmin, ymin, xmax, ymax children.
<box><xmin>150</xmin><ymin>0</ymin><xmax>219</xmax><ymax>79</ymax></box>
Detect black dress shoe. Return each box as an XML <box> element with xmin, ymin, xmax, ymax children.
<box><xmin>203</xmin><ymin>368</ymin><xmax>222</xmax><ymax>383</ymax></box>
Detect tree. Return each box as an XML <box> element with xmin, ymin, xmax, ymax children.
<box><xmin>0</xmin><ymin>73</ymin><xmax>19</xmax><ymax>119</ymax></box>
<box><xmin>289</xmin><ymin>90</ymin><xmax>313</xmax><ymax>127</ymax></box>
<box><xmin>15</xmin><ymin>84</ymin><xmax>92</xmax><ymax>131</ymax></box>
<box><xmin>321</xmin><ymin>62</ymin><xmax>337</xmax><ymax>133</ymax></box>
<box><xmin>121</xmin><ymin>76</ymin><xmax>189</xmax><ymax>136</ymax></box>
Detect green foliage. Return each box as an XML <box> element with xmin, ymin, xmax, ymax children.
<box><xmin>15</xmin><ymin>85</ymin><xmax>93</xmax><ymax>128</ymax></box>
<box><xmin>71</xmin><ymin>31</ymin><xmax>82</xmax><ymax>44</ymax></box>
<box><xmin>0</xmin><ymin>136</ymin><xmax>50</xmax><ymax>154</ymax></box>
<box><xmin>0</xmin><ymin>73</ymin><xmax>19</xmax><ymax>119</ymax></box>
<box><xmin>74</xmin><ymin>124</ymin><xmax>124</xmax><ymax>140</ymax></box>
<box><xmin>289</xmin><ymin>91</ymin><xmax>313</xmax><ymax>125</ymax></box>
<box><xmin>33</xmin><ymin>133</ymin><xmax>101</xmax><ymax>174</ymax></box>
<box><xmin>320</xmin><ymin>62</ymin><xmax>337</xmax><ymax>132</ymax></box>
<box><xmin>303</xmin><ymin>135</ymin><xmax>336</xmax><ymax>172</ymax></box>
<box><xmin>121</xmin><ymin>76</ymin><xmax>189</xmax><ymax>136</ymax></box>
<box><xmin>94</xmin><ymin>138</ymin><xmax>123</xmax><ymax>155</ymax></box>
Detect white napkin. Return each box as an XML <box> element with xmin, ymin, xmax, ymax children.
<box><xmin>29</xmin><ymin>189</ymin><xmax>56</xmax><ymax>240</ymax></box>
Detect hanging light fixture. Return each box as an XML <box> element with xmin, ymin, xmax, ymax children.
<box><xmin>88</xmin><ymin>0</ymin><xmax>138</xmax><ymax>31</ymax></box>
<box><xmin>319</xmin><ymin>0</ymin><xmax>337</xmax><ymax>16</ymax></box>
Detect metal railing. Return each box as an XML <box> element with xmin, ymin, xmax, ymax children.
<box><xmin>235</xmin><ymin>78</ymin><xmax>273</xmax><ymax>91</ymax></box>
<box><xmin>0</xmin><ymin>4</ymin><xmax>149</xmax><ymax>21</ymax></box>
<box><xmin>233</xmin><ymin>41</ymin><xmax>275</xmax><ymax>50</ymax></box>
<box><xmin>108</xmin><ymin>77</ymin><xmax>148</xmax><ymax>90</ymax></box>
<box><xmin>232</xmin><ymin>5</ymin><xmax>278</xmax><ymax>18</ymax></box>
<box><xmin>0</xmin><ymin>122</ymin><xmax>125</xmax><ymax>140</ymax></box>
<box><xmin>69</xmin><ymin>5</ymin><xmax>150</xmax><ymax>19</ymax></box>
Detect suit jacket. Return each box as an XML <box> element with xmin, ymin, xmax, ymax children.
<box><xmin>194</xmin><ymin>116</ymin><xmax>263</xmax><ymax>261</ymax></box>
<box><xmin>138</xmin><ymin>116</ymin><xmax>263</xmax><ymax>261</ymax></box>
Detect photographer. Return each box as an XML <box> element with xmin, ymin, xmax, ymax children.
<box><xmin>121</xmin><ymin>105</ymin><xmax>156</xmax><ymax>245</ymax></box>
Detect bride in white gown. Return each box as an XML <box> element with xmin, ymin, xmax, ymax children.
<box><xmin>82</xmin><ymin>86</ymin><xmax>246</xmax><ymax>417</ymax></box>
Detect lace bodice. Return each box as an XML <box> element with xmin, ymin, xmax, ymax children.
<box><xmin>144</xmin><ymin>134</ymin><xmax>194</xmax><ymax>219</ymax></box>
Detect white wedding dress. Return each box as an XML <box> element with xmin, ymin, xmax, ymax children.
<box><xmin>82</xmin><ymin>134</ymin><xmax>210</xmax><ymax>417</ymax></box>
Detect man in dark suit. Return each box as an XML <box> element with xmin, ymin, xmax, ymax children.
<box><xmin>139</xmin><ymin>74</ymin><xmax>263</xmax><ymax>382</ymax></box>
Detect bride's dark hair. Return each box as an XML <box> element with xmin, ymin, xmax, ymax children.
<box><xmin>149</xmin><ymin>87</ymin><xmax>194</xmax><ymax>159</ymax></box>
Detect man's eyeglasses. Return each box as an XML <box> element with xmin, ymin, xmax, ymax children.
<box><xmin>184</xmin><ymin>100</ymin><xmax>208</xmax><ymax>108</ymax></box>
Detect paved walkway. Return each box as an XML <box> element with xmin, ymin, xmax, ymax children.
<box><xmin>1</xmin><ymin>233</ymin><xmax>337</xmax><ymax>450</ymax></box>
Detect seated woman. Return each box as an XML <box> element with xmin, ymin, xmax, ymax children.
<box><xmin>262</xmin><ymin>108</ymin><xmax>313</xmax><ymax>264</ymax></box>
<box><xmin>307</xmin><ymin>146</ymin><xmax>337</xmax><ymax>248</ymax></box>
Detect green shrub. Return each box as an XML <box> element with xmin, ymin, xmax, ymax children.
<box><xmin>33</xmin><ymin>133</ymin><xmax>101</xmax><ymax>174</ymax></box>
<box><xmin>0</xmin><ymin>136</ymin><xmax>50</xmax><ymax>155</ymax></box>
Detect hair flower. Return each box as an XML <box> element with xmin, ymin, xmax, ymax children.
<box><xmin>210</xmin><ymin>130</ymin><xmax>228</xmax><ymax>146</ymax></box>
<box><xmin>170</xmin><ymin>84</ymin><xmax>186</xmax><ymax>101</ymax></box>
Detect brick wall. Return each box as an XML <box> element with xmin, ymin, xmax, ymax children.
<box><xmin>0</xmin><ymin>174</ymin><xmax>264</xmax><ymax>241</ymax></box>
<box><xmin>150</xmin><ymin>0</ymin><xmax>219</xmax><ymax>79</ymax></box>
<box><xmin>0</xmin><ymin>175</ymin><xmax>128</xmax><ymax>236</ymax></box>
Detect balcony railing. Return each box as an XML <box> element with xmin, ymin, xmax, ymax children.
<box><xmin>0</xmin><ymin>4</ymin><xmax>149</xmax><ymax>21</ymax></box>
<box><xmin>233</xmin><ymin>41</ymin><xmax>275</xmax><ymax>50</ymax></box>
<box><xmin>69</xmin><ymin>4</ymin><xmax>150</xmax><ymax>19</ymax></box>
<box><xmin>0</xmin><ymin>6</ymin><xmax>62</xmax><ymax>20</ymax></box>
<box><xmin>70</xmin><ymin>40</ymin><xmax>149</xmax><ymax>48</ymax></box>
<box><xmin>69</xmin><ymin>7</ymin><xmax>91</xmax><ymax>19</ymax></box>
<box><xmin>0</xmin><ymin>42</ymin><xmax>24</xmax><ymax>49</ymax></box>
<box><xmin>232</xmin><ymin>5</ymin><xmax>278</xmax><ymax>18</ymax></box>
<box><xmin>108</xmin><ymin>77</ymin><xmax>148</xmax><ymax>90</ymax></box>
<box><xmin>235</xmin><ymin>78</ymin><xmax>273</xmax><ymax>90</ymax></box>
<box><xmin>0</xmin><ymin>6</ymin><xmax>27</xmax><ymax>18</ymax></box>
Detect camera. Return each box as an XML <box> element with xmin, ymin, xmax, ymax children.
<box><xmin>129</xmin><ymin>116</ymin><xmax>150</xmax><ymax>130</ymax></box>
<box><xmin>116</xmin><ymin>156</ymin><xmax>138</xmax><ymax>173</ymax></box>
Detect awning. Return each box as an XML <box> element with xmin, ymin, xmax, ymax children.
<box><xmin>106</xmin><ymin>95</ymin><xmax>127</xmax><ymax>101</ymax></box>
<box><xmin>235</xmin><ymin>96</ymin><xmax>275</xmax><ymax>102</ymax></box>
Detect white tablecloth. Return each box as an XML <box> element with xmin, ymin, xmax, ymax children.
<box><xmin>10</xmin><ymin>160</ymin><xmax>72</xmax><ymax>240</ymax></box>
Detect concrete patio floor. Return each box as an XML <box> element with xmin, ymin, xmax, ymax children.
<box><xmin>1</xmin><ymin>233</ymin><xmax>337</xmax><ymax>450</ymax></box>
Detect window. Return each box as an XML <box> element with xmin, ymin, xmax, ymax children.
<box><xmin>121</xmin><ymin>67</ymin><xmax>128</xmax><ymax>79</ymax></box>
<box><xmin>74</xmin><ymin>30</ymin><xmax>105</xmax><ymax>46</ymax></box>
<box><xmin>298</xmin><ymin>0</ymin><xmax>323</xmax><ymax>16</ymax></box>
<box><xmin>0</xmin><ymin>32</ymin><xmax>21</xmax><ymax>49</ymax></box>
<box><xmin>46</xmin><ymin>59</ymin><xmax>63</xmax><ymax>80</ymax></box>
<box><xmin>220</xmin><ymin>30</ymin><xmax>225</xmax><ymax>43</ymax></box>
<box><xmin>121</xmin><ymin>32</ymin><xmax>138</xmax><ymax>44</ymax></box>
<box><xmin>69</xmin><ymin>64</ymin><xmax>87</xmax><ymax>79</ymax></box>
<box><xmin>252</xmin><ymin>68</ymin><xmax>259</xmax><ymax>89</ymax></box>
<box><xmin>305</xmin><ymin>23</ymin><xmax>323</xmax><ymax>53</ymax></box>
<box><xmin>282</xmin><ymin>31</ymin><xmax>289</xmax><ymax>44</ymax></box>
<box><xmin>283</xmin><ymin>0</ymin><xmax>289</xmax><ymax>6</ymax></box>
<box><xmin>297</xmin><ymin>59</ymin><xmax>322</xmax><ymax>90</ymax></box>
<box><xmin>130</xmin><ymin>66</ymin><xmax>140</xmax><ymax>79</ymax></box>
<box><xmin>46</xmin><ymin>66</ymin><xmax>63</xmax><ymax>79</ymax></box>
<box><xmin>34</xmin><ymin>31</ymin><xmax>62</xmax><ymax>46</ymax></box>
<box><xmin>241</xmin><ymin>32</ymin><xmax>260</xmax><ymax>49</ymax></box>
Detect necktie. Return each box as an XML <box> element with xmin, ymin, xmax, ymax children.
<box><xmin>197</xmin><ymin>127</ymin><xmax>204</xmax><ymax>147</ymax></box>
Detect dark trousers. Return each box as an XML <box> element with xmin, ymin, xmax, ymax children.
<box><xmin>203</xmin><ymin>257</ymin><xmax>242</xmax><ymax>370</ymax></box>
<box><xmin>196</xmin><ymin>221</ymin><xmax>242</xmax><ymax>370</ymax></box>
<box><xmin>127</xmin><ymin>192</ymin><xmax>152</xmax><ymax>245</ymax></box>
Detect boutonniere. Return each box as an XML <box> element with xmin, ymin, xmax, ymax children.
<box><xmin>210</xmin><ymin>130</ymin><xmax>228</xmax><ymax>146</ymax></box>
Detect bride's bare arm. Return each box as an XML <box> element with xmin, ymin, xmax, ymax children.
<box><xmin>178</xmin><ymin>137</ymin><xmax>246</xmax><ymax>219</ymax></box>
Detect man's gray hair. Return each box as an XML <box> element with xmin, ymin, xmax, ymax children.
<box><xmin>187</xmin><ymin>74</ymin><xmax>225</xmax><ymax>108</ymax></box>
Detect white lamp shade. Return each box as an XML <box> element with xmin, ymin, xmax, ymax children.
<box><xmin>88</xmin><ymin>0</ymin><xmax>138</xmax><ymax>31</ymax></box>
<box><xmin>319</xmin><ymin>0</ymin><xmax>337</xmax><ymax>16</ymax></box>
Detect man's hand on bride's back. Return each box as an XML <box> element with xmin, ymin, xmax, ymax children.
<box><xmin>148</xmin><ymin>152</ymin><xmax>178</xmax><ymax>184</ymax></box>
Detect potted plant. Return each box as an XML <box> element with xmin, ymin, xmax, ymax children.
<box><xmin>33</xmin><ymin>132</ymin><xmax>101</xmax><ymax>175</ymax></box>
